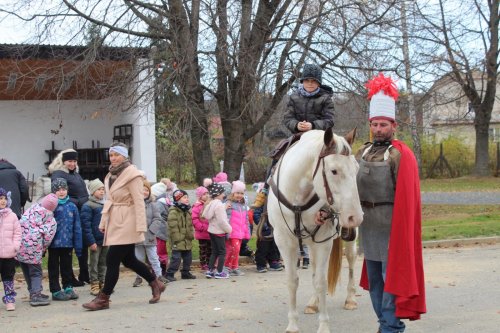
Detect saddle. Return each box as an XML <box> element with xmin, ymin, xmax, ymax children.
<box><xmin>268</xmin><ymin>132</ymin><xmax>304</xmax><ymax>160</ymax></box>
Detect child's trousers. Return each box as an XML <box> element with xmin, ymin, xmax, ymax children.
<box><xmin>225</xmin><ymin>238</ymin><xmax>242</xmax><ymax>270</ymax></box>
<box><xmin>0</xmin><ymin>258</ymin><xmax>16</xmax><ymax>304</ymax></box>
<box><xmin>89</xmin><ymin>245</ymin><xmax>108</xmax><ymax>283</ymax></box>
<box><xmin>166</xmin><ymin>250</ymin><xmax>193</xmax><ymax>275</ymax></box>
<box><xmin>20</xmin><ymin>262</ymin><xmax>44</xmax><ymax>296</ymax></box>
<box><xmin>135</xmin><ymin>245</ymin><xmax>162</xmax><ymax>277</ymax></box>
<box><xmin>48</xmin><ymin>247</ymin><xmax>74</xmax><ymax>292</ymax></box>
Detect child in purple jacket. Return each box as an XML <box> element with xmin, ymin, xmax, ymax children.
<box><xmin>17</xmin><ymin>194</ymin><xmax>58</xmax><ymax>306</ymax></box>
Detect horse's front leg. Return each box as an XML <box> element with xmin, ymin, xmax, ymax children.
<box><xmin>343</xmin><ymin>239</ymin><xmax>358</xmax><ymax>310</ymax></box>
<box><xmin>276</xmin><ymin>236</ymin><xmax>300</xmax><ymax>333</ymax></box>
<box><xmin>309</xmin><ymin>244</ymin><xmax>332</xmax><ymax>333</ymax></box>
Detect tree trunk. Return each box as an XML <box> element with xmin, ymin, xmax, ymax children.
<box><xmin>473</xmin><ymin>105</ymin><xmax>491</xmax><ymax>176</ymax></box>
<box><xmin>221</xmin><ymin>118</ymin><xmax>245</xmax><ymax>182</ymax></box>
<box><xmin>400</xmin><ymin>0</ymin><xmax>422</xmax><ymax>175</ymax></box>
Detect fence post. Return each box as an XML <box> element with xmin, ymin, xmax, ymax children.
<box><xmin>496</xmin><ymin>142</ymin><xmax>499</xmax><ymax>177</ymax></box>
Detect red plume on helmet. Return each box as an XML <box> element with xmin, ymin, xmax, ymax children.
<box><xmin>366</xmin><ymin>73</ymin><xmax>399</xmax><ymax>101</ymax></box>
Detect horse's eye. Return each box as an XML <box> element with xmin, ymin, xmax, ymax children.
<box><xmin>332</xmin><ymin>170</ymin><xmax>337</xmax><ymax>175</ymax></box>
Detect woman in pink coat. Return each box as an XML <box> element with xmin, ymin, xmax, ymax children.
<box><xmin>0</xmin><ymin>188</ymin><xmax>21</xmax><ymax>311</ymax></box>
<box><xmin>82</xmin><ymin>142</ymin><xmax>165</xmax><ymax>311</ymax></box>
<box><xmin>191</xmin><ymin>186</ymin><xmax>211</xmax><ymax>270</ymax></box>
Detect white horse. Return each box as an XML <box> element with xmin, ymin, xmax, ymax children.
<box><xmin>267</xmin><ymin>128</ymin><xmax>363</xmax><ymax>333</ymax></box>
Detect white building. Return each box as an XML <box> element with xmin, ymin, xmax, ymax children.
<box><xmin>0</xmin><ymin>44</ymin><xmax>157</xmax><ymax>185</ymax></box>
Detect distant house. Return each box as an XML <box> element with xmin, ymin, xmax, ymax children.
<box><xmin>422</xmin><ymin>72</ymin><xmax>500</xmax><ymax>144</ymax></box>
<box><xmin>0</xmin><ymin>44</ymin><xmax>157</xmax><ymax>184</ymax></box>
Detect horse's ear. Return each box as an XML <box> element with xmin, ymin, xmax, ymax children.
<box><xmin>324</xmin><ymin>127</ymin><xmax>335</xmax><ymax>147</ymax></box>
<box><xmin>344</xmin><ymin>127</ymin><xmax>357</xmax><ymax>146</ymax></box>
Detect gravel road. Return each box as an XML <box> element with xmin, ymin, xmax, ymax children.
<box><xmin>3</xmin><ymin>243</ymin><xmax>499</xmax><ymax>333</ymax></box>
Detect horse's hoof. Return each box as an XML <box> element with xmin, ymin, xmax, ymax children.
<box><xmin>304</xmin><ymin>305</ymin><xmax>318</xmax><ymax>314</ymax></box>
<box><xmin>286</xmin><ymin>330</ymin><xmax>299</xmax><ymax>333</ymax></box>
<box><xmin>343</xmin><ymin>300</ymin><xmax>358</xmax><ymax>310</ymax></box>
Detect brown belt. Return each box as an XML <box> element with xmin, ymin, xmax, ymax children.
<box><xmin>360</xmin><ymin>201</ymin><xmax>393</xmax><ymax>208</ymax></box>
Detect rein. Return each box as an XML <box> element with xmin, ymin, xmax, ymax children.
<box><xmin>271</xmin><ymin>139</ymin><xmax>348</xmax><ymax>255</ymax></box>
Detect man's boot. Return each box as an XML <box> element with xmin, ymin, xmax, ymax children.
<box><xmin>82</xmin><ymin>292</ymin><xmax>110</xmax><ymax>311</ymax></box>
<box><xmin>149</xmin><ymin>278</ymin><xmax>166</xmax><ymax>304</ymax></box>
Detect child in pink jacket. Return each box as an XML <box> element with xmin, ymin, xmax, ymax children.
<box><xmin>17</xmin><ymin>193</ymin><xmax>58</xmax><ymax>307</ymax></box>
<box><xmin>0</xmin><ymin>188</ymin><xmax>21</xmax><ymax>311</ymax></box>
<box><xmin>224</xmin><ymin>181</ymin><xmax>251</xmax><ymax>276</ymax></box>
<box><xmin>191</xmin><ymin>186</ymin><xmax>211</xmax><ymax>271</ymax></box>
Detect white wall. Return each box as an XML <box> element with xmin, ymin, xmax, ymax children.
<box><xmin>0</xmin><ymin>97</ymin><xmax>156</xmax><ymax>182</ymax></box>
<box><xmin>126</xmin><ymin>58</ymin><xmax>157</xmax><ymax>182</ymax></box>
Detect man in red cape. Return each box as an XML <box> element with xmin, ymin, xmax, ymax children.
<box><xmin>357</xmin><ymin>74</ymin><xmax>426</xmax><ymax>332</ymax></box>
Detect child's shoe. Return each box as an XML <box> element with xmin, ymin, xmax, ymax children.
<box><xmin>302</xmin><ymin>258</ymin><xmax>309</xmax><ymax>269</ymax></box>
<box><xmin>40</xmin><ymin>293</ymin><xmax>50</xmax><ymax>300</ymax></box>
<box><xmin>52</xmin><ymin>290</ymin><xmax>71</xmax><ymax>301</ymax></box>
<box><xmin>205</xmin><ymin>270</ymin><xmax>215</xmax><ymax>279</ymax></box>
<box><xmin>90</xmin><ymin>282</ymin><xmax>100</xmax><ymax>296</ymax></box>
<box><xmin>269</xmin><ymin>262</ymin><xmax>284</xmax><ymax>271</ymax></box>
<box><xmin>133</xmin><ymin>277</ymin><xmax>143</xmax><ymax>287</ymax></box>
<box><xmin>230</xmin><ymin>268</ymin><xmax>245</xmax><ymax>276</ymax></box>
<box><xmin>5</xmin><ymin>302</ymin><xmax>15</xmax><ymax>311</ymax></box>
<box><xmin>201</xmin><ymin>264</ymin><xmax>209</xmax><ymax>271</ymax></box>
<box><xmin>256</xmin><ymin>266</ymin><xmax>268</xmax><ymax>273</ymax></box>
<box><xmin>181</xmin><ymin>272</ymin><xmax>197</xmax><ymax>279</ymax></box>
<box><xmin>64</xmin><ymin>287</ymin><xmax>79</xmax><ymax>300</ymax></box>
<box><xmin>165</xmin><ymin>274</ymin><xmax>176</xmax><ymax>282</ymax></box>
<box><xmin>214</xmin><ymin>271</ymin><xmax>229</xmax><ymax>279</ymax></box>
<box><xmin>158</xmin><ymin>276</ymin><xmax>169</xmax><ymax>284</ymax></box>
<box><xmin>30</xmin><ymin>293</ymin><xmax>50</xmax><ymax>306</ymax></box>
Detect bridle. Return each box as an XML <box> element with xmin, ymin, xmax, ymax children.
<box><xmin>269</xmin><ymin>138</ymin><xmax>351</xmax><ymax>255</ymax></box>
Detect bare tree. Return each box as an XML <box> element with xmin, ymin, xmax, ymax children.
<box><xmin>416</xmin><ymin>0</ymin><xmax>499</xmax><ymax>176</ymax></box>
<box><xmin>1</xmin><ymin>0</ymin><xmax>399</xmax><ymax>181</ymax></box>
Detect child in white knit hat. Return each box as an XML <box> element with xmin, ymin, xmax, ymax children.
<box><xmin>81</xmin><ymin>179</ymin><xmax>107</xmax><ymax>296</ymax></box>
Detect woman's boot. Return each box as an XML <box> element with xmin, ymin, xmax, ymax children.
<box><xmin>149</xmin><ymin>278</ymin><xmax>166</xmax><ymax>304</ymax></box>
<box><xmin>82</xmin><ymin>292</ymin><xmax>110</xmax><ymax>311</ymax></box>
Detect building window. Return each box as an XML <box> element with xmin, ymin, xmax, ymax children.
<box><xmin>7</xmin><ymin>73</ymin><xmax>17</xmax><ymax>90</ymax></box>
<box><xmin>490</xmin><ymin>127</ymin><xmax>500</xmax><ymax>142</ymax></box>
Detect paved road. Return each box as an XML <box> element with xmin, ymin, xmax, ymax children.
<box><xmin>421</xmin><ymin>191</ymin><xmax>500</xmax><ymax>204</ymax></box>
<box><xmin>3</xmin><ymin>243</ymin><xmax>499</xmax><ymax>333</ymax></box>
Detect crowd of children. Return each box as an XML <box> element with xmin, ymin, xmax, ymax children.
<box><xmin>0</xmin><ymin>171</ymin><xmax>286</xmax><ymax>311</ymax></box>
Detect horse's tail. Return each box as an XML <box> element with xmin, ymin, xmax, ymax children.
<box><xmin>327</xmin><ymin>236</ymin><xmax>343</xmax><ymax>295</ymax></box>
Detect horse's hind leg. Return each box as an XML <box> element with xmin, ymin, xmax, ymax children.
<box><xmin>343</xmin><ymin>239</ymin><xmax>358</xmax><ymax>310</ymax></box>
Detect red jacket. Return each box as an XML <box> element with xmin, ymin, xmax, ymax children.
<box><xmin>360</xmin><ymin>140</ymin><xmax>426</xmax><ymax>320</ymax></box>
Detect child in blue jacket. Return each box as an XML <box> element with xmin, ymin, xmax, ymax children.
<box><xmin>80</xmin><ymin>179</ymin><xmax>107</xmax><ymax>296</ymax></box>
<box><xmin>48</xmin><ymin>178</ymin><xmax>82</xmax><ymax>301</ymax></box>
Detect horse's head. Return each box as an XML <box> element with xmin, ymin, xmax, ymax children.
<box><xmin>312</xmin><ymin>127</ymin><xmax>363</xmax><ymax>229</ymax></box>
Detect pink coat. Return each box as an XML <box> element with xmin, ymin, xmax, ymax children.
<box><xmin>100</xmin><ymin>165</ymin><xmax>147</xmax><ymax>246</ymax></box>
<box><xmin>192</xmin><ymin>201</ymin><xmax>210</xmax><ymax>240</ymax></box>
<box><xmin>227</xmin><ymin>201</ymin><xmax>250</xmax><ymax>240</ymax></box>
<box><xmin>0</xmin><ymin>208</ymin><xmax>21</xmax><ymax>258</ymax></box>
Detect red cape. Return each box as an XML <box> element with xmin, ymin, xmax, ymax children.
<box><xmin>360</xmin><ymin>140</ymin><xmax>426</xmax><ymax>320</ymax></box>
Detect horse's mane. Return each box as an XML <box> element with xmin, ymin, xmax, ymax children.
<box><xmin>297</xmin><ymin>130</ymin><xmax>352</xmax><ymax>157</ymax></box>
